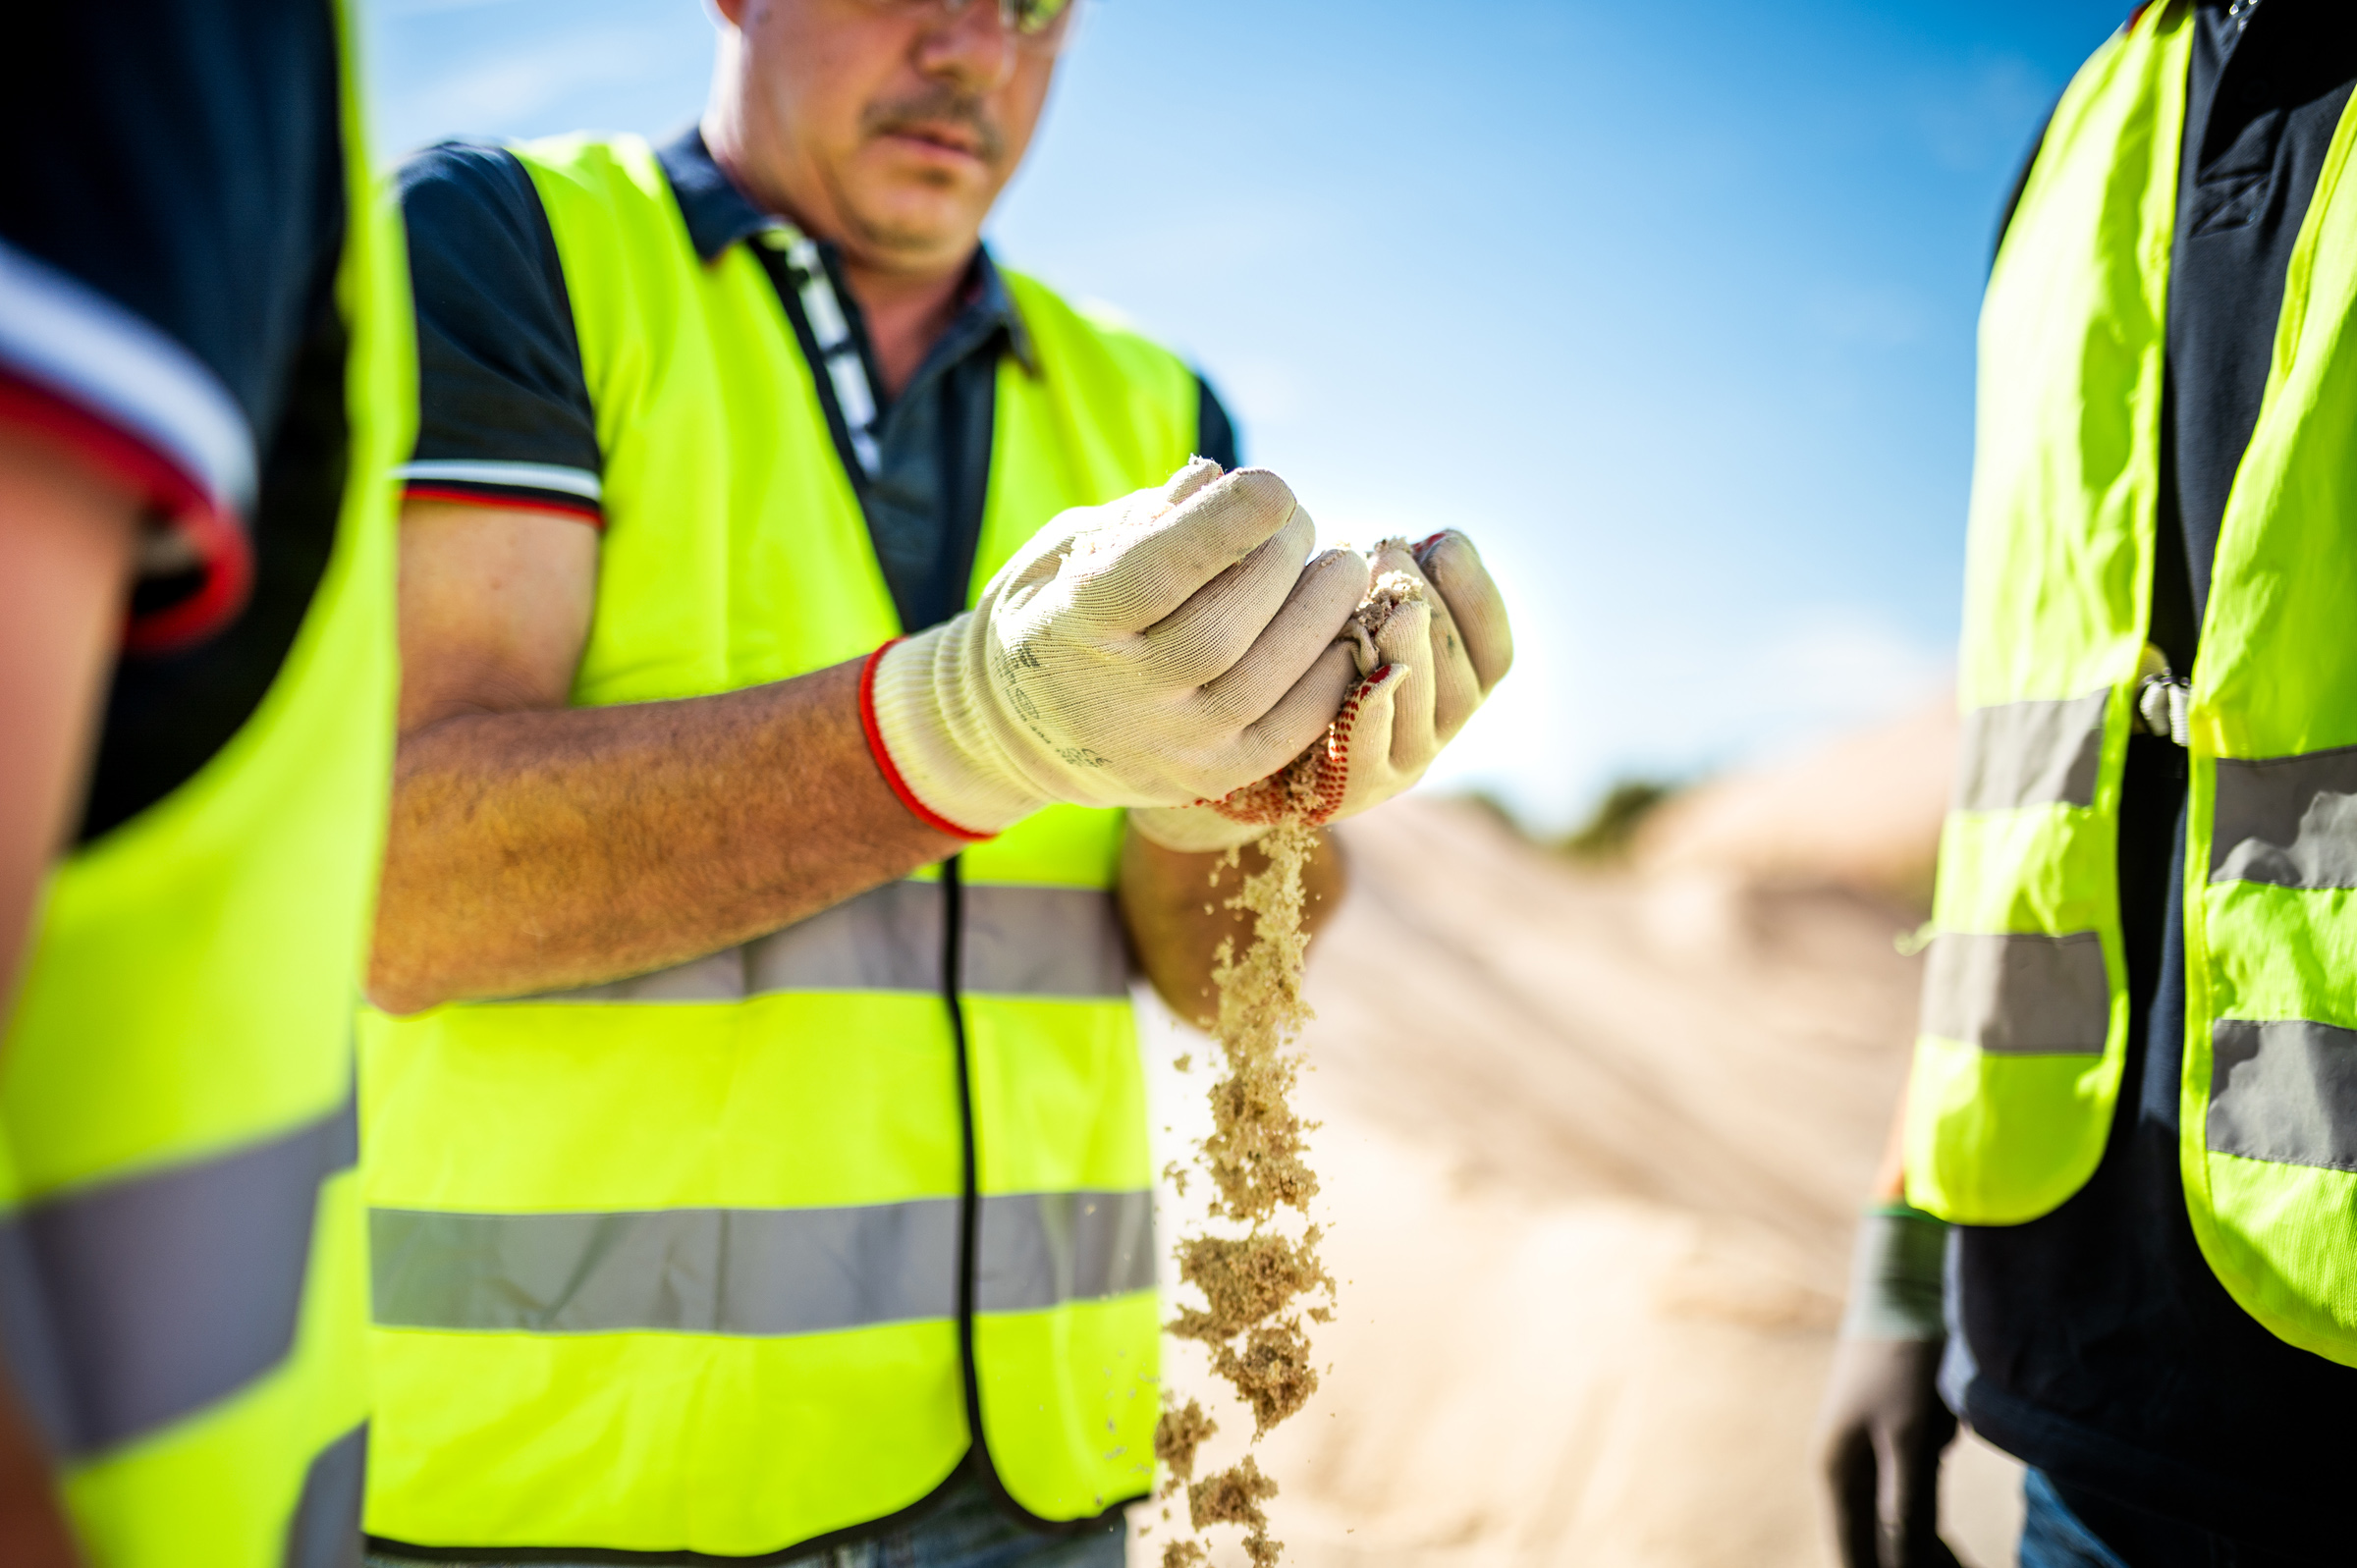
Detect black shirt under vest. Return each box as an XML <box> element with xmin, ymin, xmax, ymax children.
<box><xmin>1952</xmin><ymin>4</ymin><xmax>2357</xmax><ymax>1556</ymax></box>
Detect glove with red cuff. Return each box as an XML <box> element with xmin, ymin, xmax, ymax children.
<box><xmin>861</xmin><ymin>460</ymin><xmax>1371</xmax><ymax>838</ymax></box>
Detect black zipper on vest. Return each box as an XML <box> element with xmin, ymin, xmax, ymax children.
<box><xmin>939</xmin><ymin>856</ymin><xmax>1125</xmax><ymax>1536</ymax></box>
<box><xmin>939</xmin><ymin>853</ymin><xmax>990</xmax><ymax>1491</ymax></box>
<box><xmin>941</xmin><ymin>857</ymin><xmax>1028</xmax><ymax>1520</ymax></box>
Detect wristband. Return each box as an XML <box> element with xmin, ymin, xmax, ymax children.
<box><xmin>1837</xmin><ymin>1207</ymin><xmax>1950</xmax><ymax>1342</ymax></box>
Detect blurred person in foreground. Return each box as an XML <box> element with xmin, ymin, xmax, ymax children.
<box><xmin>0</xmin><ymin>2</ymin><xmax>412</xmax><ymax>1564</ymax></box>
<box><xmin>1821</xmin><ymin>4</ymin><xmax>2357</xmax><ymax>1565</ymax></box>
<box><xmin>358</xmin><ymin>0</ymin><xmax>1512</xmax><ymax>1563</ymax></box>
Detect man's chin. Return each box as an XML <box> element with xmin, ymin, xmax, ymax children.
<box><xmin>838</xmin><ymin>187</ymin><xmax>992</xmax><ymax>269</ymax></box>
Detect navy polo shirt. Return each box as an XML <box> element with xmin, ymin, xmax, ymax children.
<box><xmin>0</xmin><ymin>0</ymin><xmax>358</xmax><ymax>840</ymax></box>
<box><xmin>1951</xmin><ymin>4</ymin><xmax>2357</xmax><ymax>1556</ymax></box>
<box><xmin>397</xmin><ymin>128</ymin><xmax>1239</xmax><ymax>634</ymax></box>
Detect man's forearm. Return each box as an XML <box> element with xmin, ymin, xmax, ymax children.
<box><xmin>370</xmin><ymin>657</ymin><xmax>960</xmax><ymax>1013</ymax></box>
<box><xmin>1117</xmin><ymin>824</ymin><xmax>1347</xmax><ymax>1026</ymax></box>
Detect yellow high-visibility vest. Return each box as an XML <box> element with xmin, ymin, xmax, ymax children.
<box><xmin>0</xmin><ymin>5</ymin><xmax>412</xmax><ymax>1560</ymax></box>
<box><xmin>1907</xmin><ymin>0</ymin><xmax>2357</xmax><ymax>1365</ymax></box>
<box><xmin>360</xmin><ymin>132</ymin><xmax>1200</xmax><ymax>1555</ymax></box>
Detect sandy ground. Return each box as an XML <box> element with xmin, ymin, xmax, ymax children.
<box><xmin>1132</xmin><ymin>792</ymin><xmax>2022</xmax><ymax>1568</ymax></box>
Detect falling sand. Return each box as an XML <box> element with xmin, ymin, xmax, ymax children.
<box><xmin>1156</xmin><ymin>561</ymin><xmax>1425</xmax><ymax>1568</ymax></box>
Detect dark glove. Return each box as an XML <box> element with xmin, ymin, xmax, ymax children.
<box><xmin>1818</xmin><ymin>1208</ymin><xmax>1960</xmax><ymax>1568</ymax></box>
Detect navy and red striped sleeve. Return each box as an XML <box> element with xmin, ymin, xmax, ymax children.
<box><xmin>0</xmin><ymin>3</ymin><xmax>350</xmax><ymax>651</ymax></box>
<box><xmin>0</xmin><ymin>258</ymin><xmax>255</xmax><ymax>650</ymax></box>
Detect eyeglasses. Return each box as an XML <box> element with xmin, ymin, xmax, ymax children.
<box><xmin>854</xmin><ymin>0</ymin><xmax>1078</xmax><ymax>47</ymax></box>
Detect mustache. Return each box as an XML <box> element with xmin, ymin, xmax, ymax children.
<box><xmin>862</xmin><ymin>84</ymin><xmax>1007</xmax><ymax>163</ymax></box>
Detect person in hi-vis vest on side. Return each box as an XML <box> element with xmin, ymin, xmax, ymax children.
<box><xmin>1821</xmin><ymin>5</ymin><xmax>2357</xmax><ymax>1566</ymax></box>
<box><xmin>0</xmin><ymin>3</ymin><xmax>411</xmax><ymax>1564</ymax></box>
<box><xmin>360</xmin><ymin>1</ymin><xmax>1514</xmax><ymax>1564</ymax></box>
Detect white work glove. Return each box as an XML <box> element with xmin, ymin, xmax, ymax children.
<box><xmin>863</xmin><ymin>460</ymin><xmax>1369</xmax><ymax>838</ymax></box>
<box><xmin>1130</xmin><ymin>531</ymin><xmax>1514</xmax><ymax>852</ymax></box>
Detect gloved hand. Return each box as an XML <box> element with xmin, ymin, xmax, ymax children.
<box><xmin>863</xmin><ymin>460</ymin><xmax>1369</xmax><ymax>838</ymax></box>
<box><xmin>1129</xmin><ymin>530</ymin><xmax>1513</xmax><ymax>852</ymax></box>
<box><xmin>1818</xmin><ymin>1207</ymin><xmax>1962</xmax><ymax>1568</ymax></box>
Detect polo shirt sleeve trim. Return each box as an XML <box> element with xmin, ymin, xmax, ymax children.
<box><xmin>395</xmin><ymin>459</ymin><xmax>601</xmax><ymax>500</ymax></box>
<box><xmin>0</xmin><ymin>239</ymin><xmax>257</xmax><ymax>650</ymax></box>
<box><xmin>395</xmin><ymin>459</ymin><xmax>605</xmax><ymax>525</ymax></box>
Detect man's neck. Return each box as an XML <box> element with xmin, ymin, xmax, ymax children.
<box><xmin>839</xmin><ymin>254</ymin><xmax>975</xmax><ymax>402</ymax></box>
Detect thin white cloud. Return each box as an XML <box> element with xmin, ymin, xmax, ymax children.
<box><xmin>369</xmin><ymin>18</ymin><xmax>714</xmax><ymax>153</ymax></box>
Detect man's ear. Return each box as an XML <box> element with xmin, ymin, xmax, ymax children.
<box><xmin>711</xmin><ymin>0</ymin><xmax>751</xmax><ymax>28</ymax></box>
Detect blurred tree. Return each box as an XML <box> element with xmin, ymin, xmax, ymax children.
<box><xmin>1560</xmin><ymin>778</ymin><xmax>1676</xmax><ymax>861</ymax></box>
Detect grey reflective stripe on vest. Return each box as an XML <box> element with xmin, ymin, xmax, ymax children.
<box><xmin>2209</xmin><ymin>1019</ymin><xmax>2357</xmax><ymax>1172</ymax></box>
<box><xmin>2212</xmin><ymin>743</ymin><xmax>2357</xmax><ymax>889</ymax></box>
<box><xmin>1918</xmin><ymin>931</ymin><xmax>2108</xmax><ymax>1054</ymax></box>
<box><xmin>976</xmin><ymin>1189</ymin><xmax>1155</xmax><ymax>1313</ymax></box>
<box><xmin>960</xmin><ymin>887</ymin><xmax>1134</xmax><ymax>1000</ymax></box>
<box><xmin>371</xmin><ymin>1201</ymin><xmax>957</xmax><ymax>1334</ymax></box>
<box><xmin>1952</xmin><ymin>690</ymin><xmax>2109</xmax><ymax>812</ymax></box>
<box><xmin>0</xmin><ymin>1096</ymin><xmax>357</xmax><ymax>1459</ymax></box>
<box><xmin>521</xmin><ymin>882</ymin><xmax>1128</xmax><ymax>1003</ymax></box>
<box><xmin>284</xmin><ymin>1423</ymin><xmax>366</xmax><ymax>1568</ymax></box>
<box><xmin>371</xmin><ymin>1190</ymin><xmax>1153</xmax><ymax>1334</ymax></box>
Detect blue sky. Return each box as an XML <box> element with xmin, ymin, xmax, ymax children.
<box><xmin>364</xmin><ymin>0</ymin><xmax>2130</xmax><ymax>832</ymax></box>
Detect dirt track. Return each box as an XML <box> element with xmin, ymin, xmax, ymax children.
<box><xmin>1136</xmin><ymin>793</ymin><xmax>2022</xmax><ymax>1568</ymax></box>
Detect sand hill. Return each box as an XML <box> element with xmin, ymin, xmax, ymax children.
<box><xmin>1632</xmin><ymin>695</ymin><xmax>1957</xmax><ymax>905</ymax></box>
<box><xmin>1138</xmin><ymin>703</ymin><xmax>2025</xmax><ymax>1568</ymax></box>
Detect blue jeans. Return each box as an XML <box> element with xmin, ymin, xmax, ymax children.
<box><xmin>2018</xmin><ymin>1469</ymin><xmax>2320</xmax><ymax>1568</ymax></box>
<box><xmin>791</xmin><ymin>1479</ymin><xmax>1126</xmax><ymax>1568</ymax></box>
<box><xmin>2020</xmin><ymin>1471</ymin><xmax>2135</xmax><ymax>1568</ymax></box>
<box><xmin>367</xmin><ymin>1476</ymin><xmax>1126</xmax><ymax>1568</ymax></box>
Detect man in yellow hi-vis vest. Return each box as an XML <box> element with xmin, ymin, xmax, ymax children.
<box><xmin>0</xmin><ymin>3</ymin><xmax>411</xmax><ymax>1565</ymax></box>
<box><xmin>361</xmin><ymin>1</ymin><xmax>1514</xmax><ymax>1564</ymax></box>
<box><xmin>1819</xmin><ymin>5</ymin><xmax>2357</xmax><ymax>1565</ymax></box>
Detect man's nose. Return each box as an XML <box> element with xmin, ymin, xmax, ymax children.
<box><xmin>913</xmin><ymin>0</ymin><xmax>1018</xmax><ymax>92</ymax></box>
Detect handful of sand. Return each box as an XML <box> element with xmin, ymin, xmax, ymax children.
<box><xmin>1154</xmin><ymin>559</ymin><xmax>1427</xmax><ymax>1568</ymax></box>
